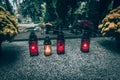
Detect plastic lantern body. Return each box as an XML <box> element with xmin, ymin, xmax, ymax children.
<box><xmin>57</xmin><ymin>32</ymin><xmax>65</xmax><ymax>54</ymax></box>
<box><xmin>81</xmin><ymin>31</ymin><xmax>90</xmax><ymax>52</ymax></box>
<box><xmin>29</xmin><ymin>31</ymin><xmax>38</xmax><ymax>56</ymax></box>
<box><xmin>44</xmin><ymin>36</ymin><xmax>52</xmax><ymax>56</ymax></box>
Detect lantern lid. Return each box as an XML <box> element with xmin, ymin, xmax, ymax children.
<box><xmin>82</xmin><ymin>31</ymin><xmax>90</xmax><ymax>39</ymax></box>
<box><xmin>29</xmin><ymin>31</ymin><xmax>37</xmax><ymax>41</ymax></box>
<box><xmin>44</xmin><ymin>36</ymin><xmax>51</xmax><ymax>45</ymax></box>
<box><xmin>57</xmin><ymin>31</ymin><xmax>64</xmax><ymax>40</ymax></box>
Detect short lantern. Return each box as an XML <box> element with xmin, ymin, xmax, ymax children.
<box><xmin>81</xmin><ymin>31</ymin><xmax>90</xmax><ymax>52</ymax></box>
<box><xmin>44</xmin><ymin>36</ymin><xmax>52</xmax><ymax>56</ymax></box>
<box><xmin>57</xmin><ymin>32</ymin><xmax>65</xmax><ymax>54</ymax></box>
<box><xmin>29</xmin><ymin>31</ymin><xmax>38</xmax><ymax>56</ymax></box>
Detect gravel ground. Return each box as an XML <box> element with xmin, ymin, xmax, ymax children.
<box><xmin>0</xmin><ymin>37</ymin><xmax>120</xmax><ymax>80</ymax></box>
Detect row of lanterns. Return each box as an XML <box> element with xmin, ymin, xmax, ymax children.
<box><xmin>29</xmin><ymin>31</ymin><xmax>90</xmax><ymax>56</ymax></box>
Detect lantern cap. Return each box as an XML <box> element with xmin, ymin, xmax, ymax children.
<box><xmin>29</xmin><ymin>31</ymin><xmax>37</xmax><ymax>41</ymax></box>
<box><xmin>82</xmin><ymin>31</ymin><xmax>90</xmax><ymax>39</ymax></box>
<box><xmin>44</xmin><ymin>36</ymin><xmax>51</xmax><ymax>45</ymax></box>
<box><xmin>57</xmin><ymin>31</ymin><xmax>64</xmax><ymax>40</ymax></box>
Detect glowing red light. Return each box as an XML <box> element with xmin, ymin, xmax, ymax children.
<box><xmin>84</xmin><ymin>44</ymin><xmax>87</xmax><ymax>47</ymax></box>
<box><xmin>57</xmin><ymin>40</ymin><xmax>65</xmax><ymax>54</ymax></box>
<box><xmin>31</xmin><ymin>46</ymin><xmax>35</xmax><ymax>49</ymax></box>
<box><xmin>29</xmin><ymin>42</ymin><xmax>38</xmax><ymax>55</ymax></box>
<box><xmin>81</xmin><ymin>39</ymin><xmax>90</xmax><ymax>52</ymax></box>
<box><xmin>82</xmin><ymin>42</ymin><xmax>88</xmax><ymax>49</ymax></box>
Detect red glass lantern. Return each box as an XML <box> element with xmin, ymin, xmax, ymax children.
<box><xmin>81</xmin><ymin>31</ymin><xmax>90</xmax><ymax>52</ymax></box>
<box><xmin>57</xmin><ymin>32</ymin><xmax>65</xmax><ymax>54</ymax></box>
<box><xmin>29</xmin><ymin>31</ymin><xmax>38</xmax><ymax>56</ymax></box>
<box><xmin>44</xmin><ymin>36</ymin><xmax>52</xmax><ymax>56</ymax></box>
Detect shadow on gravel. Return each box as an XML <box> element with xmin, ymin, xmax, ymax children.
<box><xmin>0</xmin><ymin>45</ymin><xmax>22</xmax><ymax>67</ymax></box>
<box><xmin>98</xmin><ymin>39</ymin><xmax>120</xmax><ymax>54</ymax></box>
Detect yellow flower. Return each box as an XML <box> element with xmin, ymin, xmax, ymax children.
<box><xmin>99</xmin><ymin>6</ymin><xmax>120</xmax><ymax>36</ymax></box>
<box><xmin>45</xmin><ymin>22</ymin><xmax>53</xmax><ymax>26</ymax></box>
<box><xmin>108</xmin><ymin>14</ymin><xmax>114</xmax><ymax>19</ymax></box>
<box><xmin>113</xmin><ymin>13</ymin><xmax>120</xmax><ymax>18</ymax></box>
<box><xmin>110</xmin><ymin>9</ymin><xmax>117</xmax><ymax>13</ymax></box>
<box><xmin>104</xmin><ymin>28</ymin><xmax>110</xmax><ymax>32</ymax></box>
<box><xmin>104</xmin><ymin>22</ymin><xmax>110</xmax><ymax>27</ymax></box>
<box><xmin>108</xmin><ymin>22</ymin><xmax>115</xmax><ymax>29</ymax></box>
<box><xmin>117</xmin><ymin>29</ymin><xmax>120</xmax><ymax>33</ymax></box>
<box><xmin>117</xmin><ymin>22</ymin><xmax>120</xmax><ymax>27</ymax></box>
<box><xmin>98</xmin><ymin>24</ymin><xmax>103</xmax><ymax>29</ymax></box>
<box><xmin>102</xmin><ymin>32</ymin><xmax>106</xmax><ymax>36</ymax></box>
<box><xmin>101</xmin><ymin>28</ymin><xmax>105</xmax><ymax>33</ymax></box>
<box><xmin>102</xmin><ymin>17</ymin><xmax>108</xmax><ymax>23</ymax></box>
<box><xmin>118</xmin><ymin>10</ymin><xmax>120</xmax><ymax>13</ymax></box>
<box><xmin>110</xmin><ymin>6</ymin><xmax>120</xmax><ymax>13</ymax></box>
